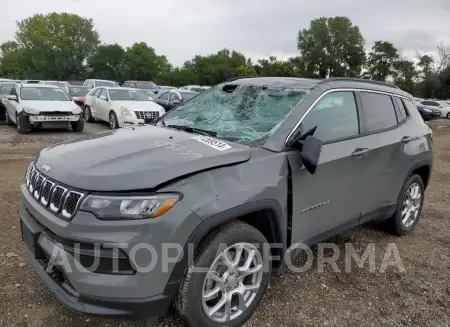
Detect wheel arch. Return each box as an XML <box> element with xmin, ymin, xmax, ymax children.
<box><xmin>166</xmin><ymin>200</ymin><xmax>287</xmax><ymax>288</ymax></box>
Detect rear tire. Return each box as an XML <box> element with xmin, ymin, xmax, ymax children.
<box><xmin>386</xmin><ymin>174</ymin><xmax>425</xmax><ymax>236</ymax></box>
<box><xmin>16</xmin><ymin>113</ymin><xmax>29</xmax><ymax>134</ymax></box>
<box><xmin>71</xmin><ymin>118</ymin><xmax>84</xmax><ymax>132</ymax></box>
<box><xmin>84</xmin><ymin>106</ymin><xmax>93</xmax><ymax>122</ymax></box>
<box><xmin>174</xmin><ymin>220</ymin><xmax>271</xmax><ymax>327</ymax></box>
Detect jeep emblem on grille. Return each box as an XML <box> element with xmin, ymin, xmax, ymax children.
<box><xmin>41</xmin><ymin>164</ymin><xmax>51</xmax><ymax>172</ymax></box>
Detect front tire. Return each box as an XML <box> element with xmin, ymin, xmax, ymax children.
<box><xmin>84</xmin><ymin>106</ymin><xmax>94</xmax><ymax>122</ymax></box>
<box><xmin>446</xmin><ymin>112</ymin><xmax>450</xmax><ymax>120</ymax></box>
<box><xmin>109</xmin><ymin>111</ymin><xmax>118</xmax><ymax>129</ymax></box>
<box><xmin>5</xmin><ymin>111</ymin><xmax>13</xmax><ymax>126</ymax></box>
<box><xmin>386</xmin><ymin>174</ymin><xmax>425</xmax><ymax>236</ymax></box>
<box><xmin>175</xmin><ymin>221</ymin><xmax>271</xmax><ymax>327</ymax></box>
<box><xmin>16</xmin><ymin>113</ymin><xmax>29</xmax><ymax>134</ymax></box>
<box><xmin>71</xmin><ymin>118</ymin><xmax>84</xmax><ymax>132</ymax></box>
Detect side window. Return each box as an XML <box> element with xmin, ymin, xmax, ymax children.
<box><xmin>122</xmin><ymin>81</ymin><xmax>131</xmax><ymax>87</ymax></box>
<box><xmin>169</xmin><ymin>92</ymin><xmax>181</xmax><ymax>101</ymax></box>
<box><xmin>403</xmin><ymin>99</ymin><xmax>420</xmax><ymax>116</ymax></box>
<box><xmin>99</xmin><ymin>89</ymin><xmax>107</xmax><ymax>99</ymax></box>
<box><xmin>422</xmin><ymin>101</ymin><xmax>438</xmax><ymax>107</ymax></box>
<box><xmin>83</xmin><ymin>80</ymin><xmax>89</xmax><ymax>86</ymax></box>
<box><xmin>160</xmin><ymin>92</ymin><xmax>170</xmax><ymax>100</ymax></box>
<box><xmin>301</xmin><ymin>91</ymin><xmax>359</xmax><ymax>143</ymax></box>
<box><xmin>394</xmin><ymin>97</ymin><xmax>408</xmax><ymax>122</ymax></box>
<box><xmin>360</xmin><ymin>92</ymin><xmax>397</xmax><ymax>133</ymax></box>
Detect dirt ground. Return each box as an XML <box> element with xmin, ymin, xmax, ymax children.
<box><xmin>0</xmin><ymin>120</ymin><xmax>449</xmax><ymax>327</ymax></box>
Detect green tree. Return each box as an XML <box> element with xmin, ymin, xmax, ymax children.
<box><xmin>297</xmin><ymin>16</ymin><xmax>366</xmax><ymax>78</ymax></box>
<box><xmin>14</xmin><ymin>12</ymin><xmax>100</xmax><ymax>80</ymax></box>
<box><xmin>254</xmin><ymin>56</ymin><xmax>300</xmax><ymax>77</ymax></box>
<box><xmin>87</xmin><ymin>44</ymin><xmax>125</xmax><ymax>80</ymax></box>
<box><xmin>0</xmin><ymin>41</ymin><xmax>27</xmax><ymax>78</ymax></box>
<box><xmin>366</xmin><ymin>41</ymin><xmax>400</xmax><ymax>81</ymax></box>
<box><xmin>155</xmin><ymin>68</ymin><xmax>197</xmax><ymax>87</ymax></box>
<box><xmin>124</xmin><ymin>42</ymin><xmax>171</xmax><ymax>81</ymax></box>
<box><xmin>183</xmin><ymin>49</ymin><xmax>249</xmax><ymax>85</ymax></box>
<box><xmin>417</xmin><ymin>55</ymin><xmax>434</xmax><ymax>77</ymax></box>
<box><xmin>235</xmin><ymin>64</ymin><xmax>257</xmax><ymax>77</ymax></box>
<box><xmin>394</xmin><ymin>59</ymin><xmax>417</xmax><ymax>94</ymax></box>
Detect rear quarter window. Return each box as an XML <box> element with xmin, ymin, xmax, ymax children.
<box><xmin>360</xmin><ymin>92</ymin><xmax>398</xmax><ymax>133</ymax></box>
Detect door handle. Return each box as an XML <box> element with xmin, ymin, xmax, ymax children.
<box><xmin>401</xmin><ymin>136</ymin><xmax>413</xmax><ymax>143</ymax></box>
<box><xmin>351</xmin><ymin>148</ymin><xmax>369</xmax><ymax>157</ymax></box>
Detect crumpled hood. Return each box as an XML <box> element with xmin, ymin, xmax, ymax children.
<box><xmin>35</xmin><ymin>126</ymin><xmax>251</xmax><ymax>191</ymax></box>
<box><xmin>22</xmin><ymin>100</ymin><xmax>78</xmax><ymax>112</ymax></box>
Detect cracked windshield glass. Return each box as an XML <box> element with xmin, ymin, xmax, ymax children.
<box><xmin>160</xmin><ymin>83</ymin><xmax>309</xmax><ymax>144</ymax></box>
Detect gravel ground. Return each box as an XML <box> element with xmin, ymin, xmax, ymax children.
<box><xmin>0</xmin><ymin>120</ymin><xmax>449</xmax><ymax>327</ymax></box>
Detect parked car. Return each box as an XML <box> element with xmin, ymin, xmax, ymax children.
<box><xmin>0</xmin><ymin>78</ymin><xmax>14</xmax><ymax>82</ymax></box>
<box><xmin>83</xmin><ymin>79</ymin><xmax>118</xmax><ymax>88</ymax></box>
<box><xmin>84</xmin><ymin>87</ymin><xmax>165</xmax><ymax>129</ymax></box>
<box><xmin>4</xmin><ymin>84</ymin><xmax>83</xmax><ymax>133</ymax></box>
<box><xmin>417</xmin><ymin>104</ymin><xmax>440</xmax><ymax>121</ymax></box>
<box><xmin>65</xmin><ymin>86</ymin><xmax>91</xmax><ymax>108</ymax></box>
<box><xmin>179</xmin><ymin>85</ymin><xmax>210</xmax><ymax>93</ymax></box>
<box><xmin>122</xmin><ymin>80</ymin><xmax>158</xmax><ymax>94</ymax></box>
<box><xmin>19</xmin><ymin>77</ymin><xmax>432</xmax><ymax>327</ymax></box>
<box><xmin>0</xmin><ymin>82</ymin><xmax>16</xmax><ymax>120</ymax></box>
<box><xmin>39</xmin><ymin>80</ymin><xmax>70</xmax><ymax>89</ymax></box>
<box><xmin>419</xmin><ymin>100</ymin><xmax>450</xmax><ymax>119</ymax></box>
<box><xmin>155</xmin><ymin>90</ymin><xmax>198</xmax><ymax>111</ymax></box>
<box><xmin>22</xmin><ymin>80</ymin><xmax>41</xmax><ymax>84</ymax></box>
<box><xmin>156</xmin><ymin>85</ymin><xmax>177</xmax><ymax>96</ymax></box>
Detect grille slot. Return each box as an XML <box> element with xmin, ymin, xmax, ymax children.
<box><xmin>62</xmin><ymin>192</ymin><xmax>83</xmax><ymax>218</ymax></box>
<box><xmin>134</xmin><ymin>111</ymin><xmax>159</xmax><ymax>120</ymax></box>
<box><xmin>33</xmin><ymin>175</ymin><xmax>46</xmax><ymax>199</ymax></box>
<box><xmin>25</xmin><ymin>164</ymin><xmax>85</xmax><ymax>219</ymax></box>
<box><xmin>40</xmin><ymin>180</ymin><xmax>55</xmax><ymax>206</ymax></box>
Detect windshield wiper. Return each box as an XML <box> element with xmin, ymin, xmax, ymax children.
<box><xmin>166</xmin><ymin>124</ymin><xmax>217</xmax><ymax>137</ymax></box>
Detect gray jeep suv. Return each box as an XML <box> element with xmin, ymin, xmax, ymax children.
<box><xmin>20</xmin><ymin>77</ymin><xmax>432</xmax><ymax>327</ymax></box>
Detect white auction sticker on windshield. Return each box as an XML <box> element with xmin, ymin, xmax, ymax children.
<box><xmin>191</xmin><ymin>135</ymin><xmax>231</xmax><ymax>151</ymax></box>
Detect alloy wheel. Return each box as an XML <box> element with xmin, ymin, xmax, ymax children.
<box><xmin>201</xmin><ymin>242</ymin><xmax>264</xmax><ymax>323</ymax></box>
<box><xmin>109</xmin><ymin>114</ymin><xmax>116</xmax><ymax>129</ymax></box>
<box><xmin>401</xmin><ymin>182</ymin><xmax>422</xmax><ymax>229</ymax></box>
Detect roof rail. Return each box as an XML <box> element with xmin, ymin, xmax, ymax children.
<box><xmin>321</xmin><ymin>77</ymin><xmax>399</xmax><ymax>89</ymax></box>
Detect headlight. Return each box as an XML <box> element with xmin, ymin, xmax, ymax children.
<box><xmin>80</xmin><ymin>193</ymin><xmax>181</xmax><ymax>220</ymax></box>
<box><xmin>423</xmin><ymin>108</ymin><xmax>432</xmax><ymax>113</ymax></box>
<box><xmin>72</xmin><ymin>107</ymin><xmax>82</xmax><ymax>114</ymax></box>
<box><xmin>121</xmin><ymin>107</ymin><xmax>132</xmax><ymax>116</ymax></box>
<box><xmin>23</xmin><ymin>107</ymin><xmax>40</xmax><ymax>115</ymax></box>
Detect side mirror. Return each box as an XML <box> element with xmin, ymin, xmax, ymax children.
<box><xmin>7</xmin><ymin>95</ymin><xmax>17</xmax><ymax>101</ymax></box>
<box><xmin>172</xmin><ymin>100</ymin><xmax>181</xmax><ymax>105</ymax></box>
<box><xmin>99</xmin><ymin>95</ymin><xmax>107</xmax><ymax>101</ymax></box>
<box><xmin>300</xmin><ymin>135</ymin><xmax>323</xmax><ymax>175</ymax></box>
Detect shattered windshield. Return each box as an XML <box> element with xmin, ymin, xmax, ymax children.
<box><xmin>160</xmin><ymin>83</ymin><xmax>309</xmax><ymax>144</ymax></box>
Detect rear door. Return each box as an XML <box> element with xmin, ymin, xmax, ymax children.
<box><xmin>357</xmin><ymin>91</ymin><xmax>412</xmax><ymax>219</ymax></box>
<box><xmin>157</xmin><ymin>91</ymin><xmax>170</xmax><ymax>110</ymax></box>
<box><xmin>288</xmin><ymin>90</ymin><xmax>371</xmax><ymax>243</ymax></box>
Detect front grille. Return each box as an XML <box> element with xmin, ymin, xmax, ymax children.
<box><xmin>134</xmin><ymin>111</ymin><xmax>159</xmax><ymax>120</ymax></box>
<box><xmin>25</xmin><ymin>164</ymin><xmax>85</xmax><ymax>219</ymax></box>
<box><xmin>40</xmin><ymin>112</ymin><xmax>72</xmax><ymax>116</ymax></box>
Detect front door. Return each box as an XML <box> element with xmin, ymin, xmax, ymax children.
<box><xmin>288</xmin><ymin>91</ymin><xmax>370</xmax><ymax>243</ymax></box>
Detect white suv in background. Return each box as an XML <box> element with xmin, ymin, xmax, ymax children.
<box><xmin>83</xmin><ymin>79</ymin><xmax>118</xmax><ymax>88</ymax></box>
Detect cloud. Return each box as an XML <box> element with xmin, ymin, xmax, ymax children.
<box><xmin>0</xmin><ymin>0</ymin><xmax>449</xmax><ymax>66</ymax></box>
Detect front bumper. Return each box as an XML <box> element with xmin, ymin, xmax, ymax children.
<box><xmin>29</xmin><ymin>115</ymin><xmax>80</xmax><ymax>123</ymax></box>
<box><xmin>19</xmin><ymin>182</ymin><xmax>202</xmax><ymax>319</ymax></box>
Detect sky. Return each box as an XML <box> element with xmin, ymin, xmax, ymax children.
<box><xmin>1</xmin><ymin>0</ymin><xmax>450</xmax><ymax>66</ymax></box>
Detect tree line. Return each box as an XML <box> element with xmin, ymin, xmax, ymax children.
<box><xmin>1</xmin><ymin>13</ymin><xmax>449</xmax><ymax>99</ymax></box>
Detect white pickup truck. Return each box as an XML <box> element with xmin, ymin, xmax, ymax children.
<box><xmin>5</xmin><ymin>83</ymin><xmax>84</xmax><ymax>133</ymax></box>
